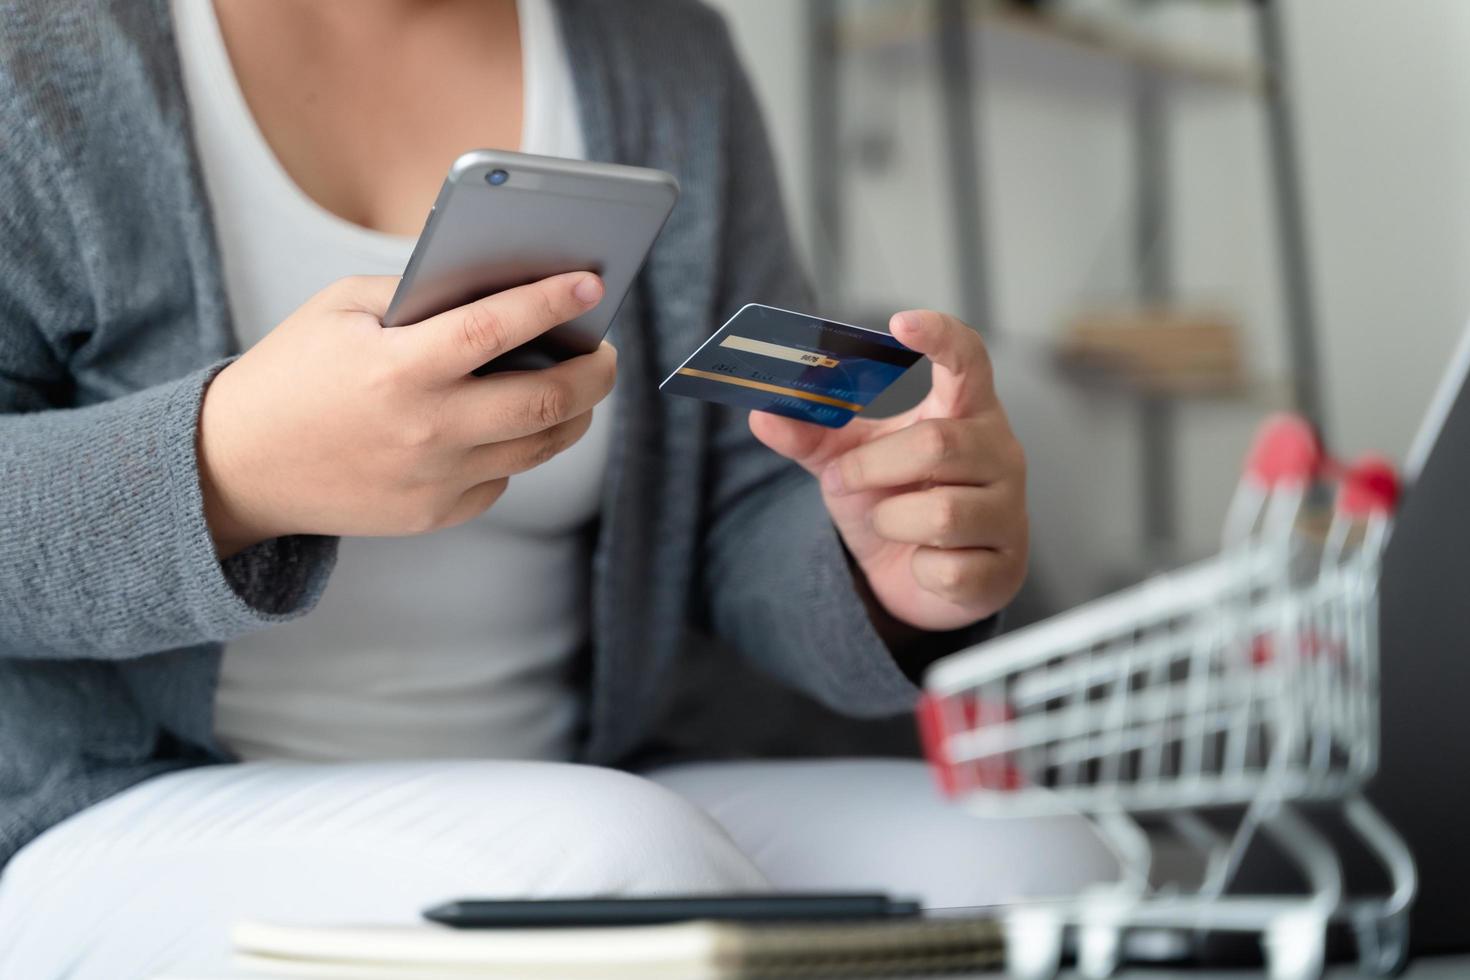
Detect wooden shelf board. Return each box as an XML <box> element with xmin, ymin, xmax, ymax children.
<box><xmin>1053</xmin><ymin>368</ymin><xmax>1293</xmax><ymax>406</ymax></box>
<box><xmin>837</xmin><ymin>1</ymin><xmax>1267</xmax><ymax>93</ymax></box>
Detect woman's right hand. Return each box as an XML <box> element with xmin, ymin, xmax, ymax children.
<box><xmin>197</xmin><ymin>272</ymin><xmax>614</xmax><ymax>558</ymax></box>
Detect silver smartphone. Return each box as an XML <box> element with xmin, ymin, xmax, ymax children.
<box><xmin>384</xmin><ymin>149</ymin><xmax>680</xmax><ymax>373</ymax></box>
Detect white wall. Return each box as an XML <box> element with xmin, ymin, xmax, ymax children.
<box><xmin>705</xmin><ymin>0</ymin><xmax>815</xmax><ymax>259</ymax></box>
<box><xmin>1286</xmin><ymin>3</ymin><xmax>1470</xmax><ymax>458</ymax></box>
<box><xmin>706</xmin><ymin>0</ymin><xmax>1470</xmax><ymax>605</ymax></box>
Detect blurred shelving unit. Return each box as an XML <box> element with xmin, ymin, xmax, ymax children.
<box><xmin>834</xmin><ymin>1</ymin><xmax>1266</xmax><ymax>91</ymax></box>
<box><xmin>806</xmin><ymin>0</ymin><xmax>1324</xmax><ymax>572</ymax></box>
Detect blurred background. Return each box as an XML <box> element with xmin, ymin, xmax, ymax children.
<box><xmin>699</xmin><ymin>0</ymin><xmax>1470</xmax><ymax>622</ymax></box>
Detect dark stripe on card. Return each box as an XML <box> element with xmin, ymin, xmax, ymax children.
<box><xmin>675</xmin><ymin>368</ymin><xmax>865</xmax><ymax>412</ymax></box>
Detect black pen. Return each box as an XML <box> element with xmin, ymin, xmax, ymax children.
<box><xmin>424</xmin><ymin>893</ymin><xmax>922</xmax><ymax>929</ymax></box>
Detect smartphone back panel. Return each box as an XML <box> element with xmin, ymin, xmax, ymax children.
<box><xmin>384</xmin><ymin>150</ymin><xmax>679</xmax><ymax>373</ymax></box>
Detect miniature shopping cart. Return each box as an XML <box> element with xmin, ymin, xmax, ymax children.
<box><xmin>918</xmin><ymin>415</ymin><xmax>1417</xmax><ymax>980</ymax></box>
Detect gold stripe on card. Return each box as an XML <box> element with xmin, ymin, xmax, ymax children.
<box><xmin>676</xmin><ymin>367</ymin><xmax>863</xmax><ymax>412</ymax></box>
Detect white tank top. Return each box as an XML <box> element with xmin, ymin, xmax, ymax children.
<box><xmin>172</xmin><ymin>0</ymin><xmax>607</xmax><ymax>762</ymax></box>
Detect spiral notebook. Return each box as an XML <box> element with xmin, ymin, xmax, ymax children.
<box><xmin>199</xmin><ymin>915</ymin><xmax>1005</xmax><ymax>979</ymax></box>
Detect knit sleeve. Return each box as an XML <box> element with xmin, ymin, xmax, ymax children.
<box><xmin>694</xmin><ymin>12</ymin><xmax>997</xmax><ymax>716</ymax></box>
<box><xmin>0</xmin><ymin>64</ymin><xmax>336</xmax><ymax>661</ymax></box>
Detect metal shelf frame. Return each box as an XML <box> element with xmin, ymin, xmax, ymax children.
<box><xmin>806</xmin><ymin>0</ymin><xmax>1326</xmax><ymax>569</ymax></box>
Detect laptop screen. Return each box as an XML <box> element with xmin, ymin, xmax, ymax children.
<box><xmin>1373</xmin><ymin>324</ymin><xmax>1470</xmax><ymax>951</ymax></box>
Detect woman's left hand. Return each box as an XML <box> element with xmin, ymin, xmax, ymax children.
<box><xmin>750</xmin><ymin>310</ymin><xmax>1028</xmax><ymax>633</ymax></box>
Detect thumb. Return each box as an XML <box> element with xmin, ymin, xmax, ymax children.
<box><xmin>326</xmin><ymin>275</ymin><xmax>402</xmax><ymax>319</ymax></box>
<box><xmin>748</xmin><ymin>410</ymin><xmax>869</xmax><ymax>477</ymax></box>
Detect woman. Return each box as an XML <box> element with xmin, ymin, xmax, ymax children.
<box><xmin>0</xmin><ymin>0</ymin><xmax>1115</xmax><ymax>975</ymax></box>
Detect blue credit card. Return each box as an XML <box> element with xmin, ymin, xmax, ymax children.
<box><xmin>659</xmin><ymin>304</ymin><xmax>922</xmax><ymax>427</ymax></box>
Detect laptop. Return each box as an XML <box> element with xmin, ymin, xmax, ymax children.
<box><xmin>1206</xmin><ymin>327</ymin><xmax>1470</xmax><ymax>959</ymax></box>
<box><xmin>1370</xmin><ymin>324</ymin><xmax>1470</xmax><ymax>952</ymax></box>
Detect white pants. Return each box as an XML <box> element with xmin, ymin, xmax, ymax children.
<box><xmin>0</xmin><ymin>759</ymin><xmax>1117</xmax><ymax>979</ymax></box>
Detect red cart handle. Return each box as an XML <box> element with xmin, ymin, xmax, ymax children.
<box><xmin>1244</xmin><ymin>413</ymin><xmax>1326</xmax><ymax>487</ymax></box>
<box><xmin>1338</xmin><ymin>454</ymin><xmax>1401</xmax><ymax>518</ymax></box>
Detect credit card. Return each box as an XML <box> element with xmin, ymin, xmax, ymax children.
<box><xmin>659</xmin><ymin>304</ymin><xmax>921</xmax><ymax>427</ymax></box>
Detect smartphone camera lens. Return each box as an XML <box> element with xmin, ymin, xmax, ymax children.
<box><xmin>486</xmin><ymin>169</ymin><xmax>510</xmax><ymax>187</ymax></box>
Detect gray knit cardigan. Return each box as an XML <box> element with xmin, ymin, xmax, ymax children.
<box><xmin>0</xmin><ymin>0</ymin><xmax>988</xmax><ymax>868</ymax></box>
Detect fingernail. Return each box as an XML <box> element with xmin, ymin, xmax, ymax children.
<box><xmin>893</xmin><ymin>312</ymin><xmax>920</xmax><ymax>333</ymax></box>
<box><xmin>821</xmin><ymin>463</ymin><xmax>846</xmax><ymax>496</ymax></box>
<box><xmin>574</xmin><ymin>275</ymin><xmax>603</xmax><ymax>305</ymax></box>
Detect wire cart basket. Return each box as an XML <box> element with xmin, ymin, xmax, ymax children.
<box><xmin>918</xmin><ymin>415</ymin><xmax>1417</xmax><ymax>980</ymax></box>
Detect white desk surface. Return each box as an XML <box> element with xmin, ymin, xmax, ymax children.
<box><xmin>1097</xmin><ymin>961</ymin><xmax>1465</xmax><ymax>979</ymax></box>
<box><xmin>159</xmin><ymin>957</ymin><xmax>1470</xmax><ymax>979</ymax></box>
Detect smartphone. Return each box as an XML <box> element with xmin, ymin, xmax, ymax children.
<box><xmin>384</xmin><ymin>149</ymin><xmax>680</xmax><ymax>373</ymax></box>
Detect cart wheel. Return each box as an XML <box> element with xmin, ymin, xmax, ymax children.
<box><xmin>1077</xmin><ymin>923</ymin><xmax>1122</xmax><ymax>979</ymax></box>
<box><xmin>1262</xmin><ymin>911</ymin><xmax>1327</xmax><ymax>980</ymax></box>
<box><xmin>1354</xmin><ymin>911</ymin><xmax>1411</xmax><ymax>977</ymax></box>
<box><xmin>1005</xmin><ymin>908</ymin><xmax>1065</xmax><ymax>980</ymax></box>
<box><xmin>1123</xmin><ymin>927</ymin><xmax>1193</xmax><ymax>963</ymax></box>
